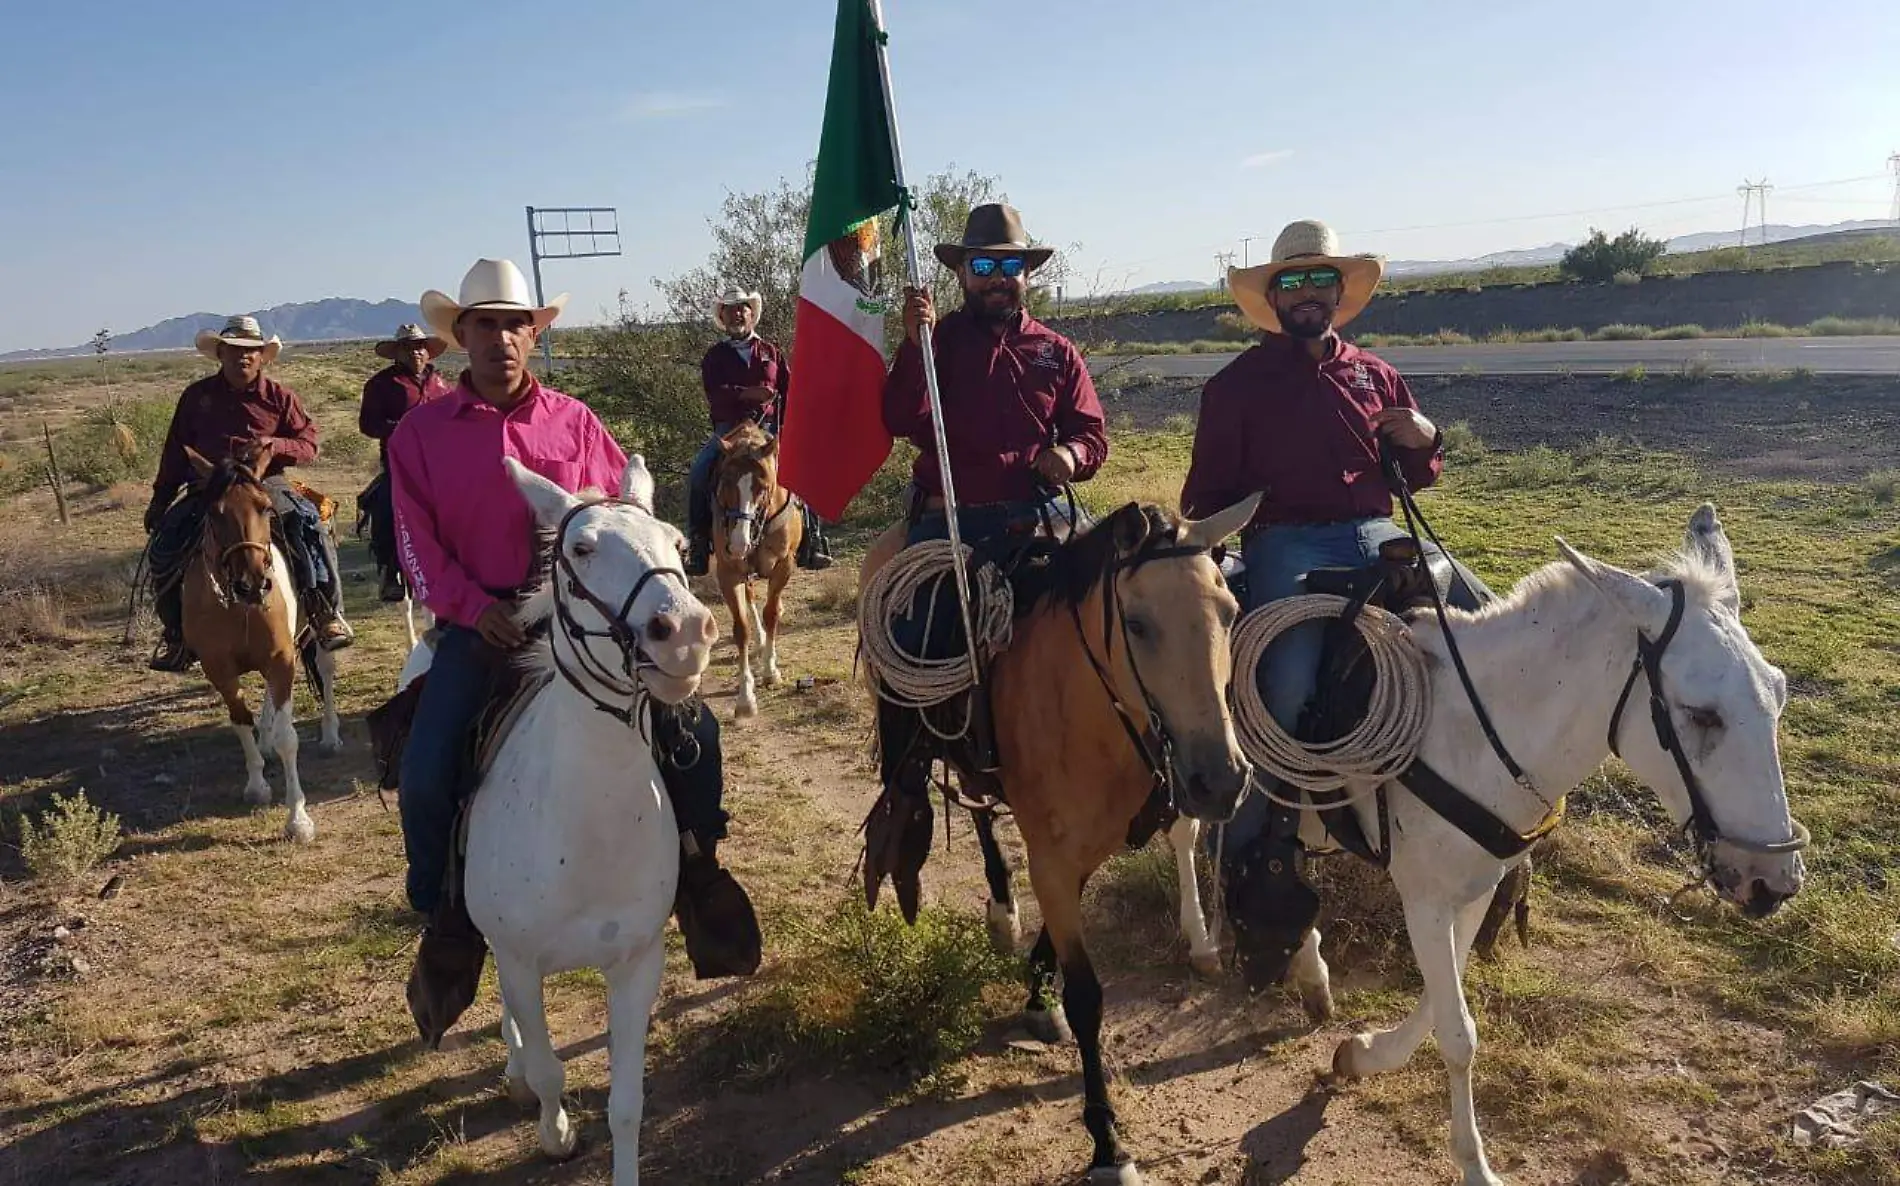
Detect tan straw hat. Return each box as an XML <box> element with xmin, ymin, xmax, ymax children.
<box><xmin>1228</xmin><ymin>220</ymin><xmax>1384</xmax><ymax>334</ymax></box>
<box><xmin>712</xmin><ymin>285</ymin><xmax>763</xmax><ymax>321</ymax></box>
<box><xmin>419</xmin><ymin>259</ymin><xmax>567</xmax><ymax>344</ymax></box>
<box><xmin>375</xmin><ymin>323</ymin><xmax>448</xmax><ymax>361</ymax></box>
<box><xmin>194</xmin><ymin>315</ymin><xmax>283</xmax><ymax>364</ymax></box>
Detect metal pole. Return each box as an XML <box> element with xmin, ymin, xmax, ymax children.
<box><xmin>526</xmin><ymin>205</ymin><xmax>554</xmax><ymax>374</ymax></box>
<box><xmin>1241</xmin><ymin>236</ymin><xmax>1255</xmax><ymax>268</ymax></box>
<box><xmin>869</xmin><ymin>0</ymin><xmax>983</xmax><ymax>688</ymax></box>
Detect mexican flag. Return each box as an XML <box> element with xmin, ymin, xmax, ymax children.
<box><xmin>779</xmin><ymin>0</ymin><xmax>905</xmax><ymax>522</ymax></box>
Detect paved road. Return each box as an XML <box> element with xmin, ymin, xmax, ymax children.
<box><xmin>1090</xmin><ymin>335</ymin><xmax>1900</xmax><ymax>379</ymax></box>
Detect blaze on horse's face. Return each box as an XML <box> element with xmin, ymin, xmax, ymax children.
<box><xmin>1100</xmin><ymin>497</ymin><xmax>1260</xmax><ymax>822</ymax></box>
<box><xmin>508</xmin><ymin>456</ymin><xmax>717</xmax><ymax>705</ymax></box>
<box><xmin>187</xmin><ymin>445</ymin><xmax>275</xmax><ymax>605</ymax></box>
<box><xmin>1560</xmin><ymin>505</ymin><xmax>1804</xmax><ymax>918</ymax></box>
<box><xmin>716</xmin><ymin>427</ymin><xmax>779</xmax><ymax>559</ymax></box>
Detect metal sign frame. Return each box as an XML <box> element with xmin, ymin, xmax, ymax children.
<box><xmin>525</xmin><ymin>205</ymin><xmax>622</xmax><ymax>371</ymax></box>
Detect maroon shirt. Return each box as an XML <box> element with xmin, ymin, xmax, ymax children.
<box><xmin>360</xmin><ymin>363</ymin><xmax>451</xmax><ymax>459</ymax></box>
<box><xmin>701</xmin><ymin>336</ymin><xmax>790</xmax><ymax>427</ymax></box>
<box><xmin>883</xmin><ymin>308</ymin><xmax>1108</xmax><ymax>505</ymax></box>
<box><xmin>152</xmin><ymin>373</ymin><xmax>320</xmax><ymax>504</ymax></box>
<box><xmin>1181</xmin><ymin>334</ymin><xmax>1443</xmax><ymax>528</ymax></box>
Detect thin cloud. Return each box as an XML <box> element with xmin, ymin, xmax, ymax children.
<box><xmin>1241</xmin><ymin>149</ymin><xmax>1294</xmax><ymax>169</ymax></box>
<box><xmin>620</xmin><ymin>92</ymin><xmax>727</xmax><ymax>121</ymax></box>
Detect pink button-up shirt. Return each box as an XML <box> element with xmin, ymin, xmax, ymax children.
<box><xmin>388</xmin><ymin>376</ymin><xmax>628</xmax><ymax>629</ymax></box>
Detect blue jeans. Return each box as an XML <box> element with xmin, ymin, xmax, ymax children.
<box><xmin>400</xmin><ymin>626</ymin><xmax>496</xmax><ymax>913</ymax></box>
<box><xmin>1219</xmin><ymin>517</ymin><xmax>1489</xmax><ymax>858</ymax></box>
<box><xmin>688</xmin><ymin>423</ymin><xmax>741</xmax><ymax>545</ymax></box>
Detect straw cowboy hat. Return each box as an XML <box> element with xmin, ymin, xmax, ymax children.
<box><xmin>934</xmin><ymin>203</ymin><xmax>1055</xmax><ymax>272</ymax></box>
<box><xmin>375</xmin><ymin>323</ymin><xmax>448</xmax><ymax>361</ymax></box>
<box><xmin>194</xmin><ymin>315</ymin><xmax>282</xmax><ymax>364</ymax></box>
<box><xmin>712</xmin><ymin>285</ymin><xmax>763</xmax><ymax>321</ymax></box>
<box><xmin>419</xmin><ymin>258</ymin><xmax>567</xmax><ymax>344</ymax></box>
<box><xmin>1228</xmin><ymin>220</ymin><xmax>1385</xmax><ymax>334</ymax></box>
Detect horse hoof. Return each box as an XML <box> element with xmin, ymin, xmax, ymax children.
<box><xmin>317</xmin><ymin>737</ymin><xmax>344</xmax><ymax>758</ymax></box>
<box><xmin>1025</xmin><ymin>1005</ymin><xmax>1073</xmax><ymax>1045</ymax></box>
<box><xmin>1087</xmin><ymin>1163</ymin><xmax>1143</xmax><ymax>1185</ymax></box>
<box><xmin>735</xmin><ymin>697</ymin><xmax>759</xmax><ymax>720</ymax></box>
<box><xmin>764</xmin><ymin>668</ymin><xmax>783</xmax><ymax>689</ymax></box>
<box><xmin>1189</xmin><ymin>948</ymin><xmax>1222</xmax><ymax>978</ymax></box>
<box><xmin>539</xmin><ymin>1109</ymin><xmax>578</xmax><ymax>1161</ymax></box>
<box><xmin>986</xmin><ymin>900</ymin><xmax>1020</xmax><ymax>953</ymax></box>
<box><xmin>506</xmin><ymin>1075</ymin><xmax>537</xmax><ymax>1108</ymax></box>
<box><xmin>243</xmin><ymin>783</ymin><xmax>271</xmax><ymax>808</ymax></box>
<box><xmin>1328</xmin><ymin>1033</ymin><xmax>1374</xmax><ymax>1083</ymax></box>
<box><xmin>1301</xmin><ymin>985</ymin><xmax>1336</xmax><ymax>1025</ymax></box>
<box><xmin>284</xmin><ymin>814</ymin><xmax>316</xmax><ymax>845</ymax></box>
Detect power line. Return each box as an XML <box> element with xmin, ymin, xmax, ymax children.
<box><xmin>1737</xmin><ymin>178</ymin><xmax>1773</xmax><ymax>247</ymax></box>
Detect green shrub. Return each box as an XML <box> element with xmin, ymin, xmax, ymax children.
<box><xmin>1591</xmin><ymin>324</ymin><xmax>1653</xmax><ymax>342</ymax></box>
<box><xmin>1213</xmin><ymin>311</ymin><xmax>1258</xmax><ymax>341</ymax></box>
<box><xmin>1441</xmin><ymin>421</ymin><xmax>1488</xmax><ymax>461</ymax></box>
<box><xmin>1560</xmin><ymin>227</ymin><xmax>1667</xmax><ymax>282</ymax></box>
<box><xmin>1651</xmin><ymin>324</ymin><xmax>1707</xmax><ymax>340</ymax></box>
<box><xmin>1863</xmin><ymin>469</ymin><xmax>1900</xmax><ymax>504</ymax></box>
<box><xmin>1737</xmin><ymin>320</ymin><xmax>1793</xmax><ymax>338</ymax></box>
<box><xmin>1677</xmin><ymin>356</ymin><xmax>1714</xmax><ymax>383</ymax></box>
<box><xmin>1612</xmin><ymin>364</ymin><xmax>1649</xmax><ymax>383</ymax></box>
<box><xmin>19</xmin><ymin>791</ymin><xmax>121</xmax><ymax>883</ymax></box>
<box><xmin>1611</xmin><ymin>269</ymin><xmax>1642</xmax><ymax>287</ymax></box>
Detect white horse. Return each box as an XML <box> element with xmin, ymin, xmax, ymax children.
<box><xmin>407</xmin><ymin>456</ymin><xmax>715</xmax><ymax>1186</ymax></box>
<box><xmin>1170</xmin><ymin>504</ymin><xmax>1805</xmax><ymax>1184</ymax></box>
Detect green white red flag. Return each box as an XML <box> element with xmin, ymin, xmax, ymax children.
<box><xmin>778</xmin><ymin>0</ymin><xmax>905</xmax><ymax>522</ymax></box>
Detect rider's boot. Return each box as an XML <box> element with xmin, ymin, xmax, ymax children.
<box><xmin>796</xmin><ymin>506</ymin><xmax>834</xmax><ymax>571</ymax></box>
<box><xmin>653</xmin><ymin>702</ymin><xmax>760</xmax><ymax>977</ymax></box>
<box><xmin>148</xmin><ymin>583</ymin><xmax>195</xmax><ymax>672</ymax></box>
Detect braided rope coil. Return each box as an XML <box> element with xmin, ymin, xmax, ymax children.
<box><xmin>1230</xmin><ymin>594</ymin><xmax>1433</xmax><ymax>803</ymax></box>
<box><xmin>858</xmin><ymin>540</ymin><xmax>1014</xmax><ymax>709</ymax></box>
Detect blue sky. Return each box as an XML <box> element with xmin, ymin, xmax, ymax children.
<box><xmin>2</xmin><ymin>0</ymin><xmax>1896</xmax><ymax>353</ymax></box>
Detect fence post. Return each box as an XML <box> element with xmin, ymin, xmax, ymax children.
<box><xmin>42</xmin><ymin>422</ymin><xmax>69</xmax><ymax>525</ymax></box>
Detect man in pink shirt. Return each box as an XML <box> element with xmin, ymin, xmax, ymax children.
<box><xmin>389</xmin><ymin>259</ymin><xmax>757</xmax><ymax>979</ymax></box>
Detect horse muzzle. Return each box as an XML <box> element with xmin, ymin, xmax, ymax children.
<box><xmin>232</xmin><ymin>575</ymin><xmax>271</xmax><ymax>605</ymax></box>
<box><xmin>1172</xmin><ymin>740</ymin><xmax>1254</xmax><ymax>823</ymax></box>
<box><xmin>1711</xmin><ymin>849</ymin><xmax>1805</xmax><ymax>919</ymax></box>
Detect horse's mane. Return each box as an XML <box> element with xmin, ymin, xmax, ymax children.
<box><xmin>199</xmin><ymin>456</ymin><xmax>261</xmax><ymax>502</ymax></box>
<box><xmin>1011</xmin><ymin>503</ymin><xmax>1186</xmax><ymax>618</ymax></box>
<box><xmin>721</xmin><ymin>422</ymin><xmax>771</xmax><ymax>456</ymax></box>
<box><xmin>1449</xmin><ymin>539</ymin><xmax>1732</xmax><ymax>625</ymax></box>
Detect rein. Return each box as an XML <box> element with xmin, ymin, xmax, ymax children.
<box><xmin>1069</xmin><ymin>537</ymin><xmax>1211</xmax><ymax>802</ymax></box>
<box><xmin>547</xmin><ymin>498</ymin><xmax>691</xmax><ymax>732</ymax></box>
<box><xmin>196</xmin><ymin>470</ymin><xmax>276</xmax><ymax>610</ymax></box>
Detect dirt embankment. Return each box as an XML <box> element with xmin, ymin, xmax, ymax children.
<box><xmin>1106</xmin><ymin>373</ymin><xmax>1900</xmax><ymax>484</ymax></box>
<box><xmin>1054</xmin><ymin>260</ymin><xmax>1900</xmax><ymax>343</ymax></box>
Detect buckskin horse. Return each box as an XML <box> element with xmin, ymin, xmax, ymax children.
<box><xmin>862</xmin><ymin>494</ymin><xmax>1259</xmax><ymax>1186</ymax></box>
<box><xmin>175</xmin><ymin>444</ymin><xmax>341</xmax><ymax>842</ymax></box>
<box><xmin>710</xmin><ymin>422</ymin><xmax>803</xmax><ymax>719</ymax></box>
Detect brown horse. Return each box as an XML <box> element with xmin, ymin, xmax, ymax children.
<box><xmin>711</xmin><ymin>422</ymin><xmax>804</xmax><ymax>719</ymax></box>
<box><xmin>862</xmin><ymin>495</ymin><xmax>1259</xmax><ymax>1185</ymax></box>
<box><xmin>179</xmin><ymin>444</ymin><xmax>340</xmax><ymax>842</ymax></box>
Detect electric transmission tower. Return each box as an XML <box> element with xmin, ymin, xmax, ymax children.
<box><xmin>1736</xmin><ymin>179</ymin><xmax>1773</xmax><ymax>247</ymax></box>
<box><xmin>1888</xmin><ymin>152</ymin><xmax>1900</xmax><ymax>224</ymax></box>
<box><xmin>1214</xmin><ymin>251</ymin><xmax>1237</xmax><ymax>290</ymax></box>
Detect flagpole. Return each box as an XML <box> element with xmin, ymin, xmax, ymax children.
<box><xmin>868</xmin><ymin>0</ymin><xmax>984</xmax><ymax>690</ymax></box>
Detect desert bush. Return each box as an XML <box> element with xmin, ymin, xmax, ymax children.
<box><xmin>1651</xmin><ymin>324</ymin><xmax>1707</xmax><ymax>340</ymax></box>
<box><xmin>1441</xmin><ymin>421</ymin><xmax>1488</xmax><ymax>461</ymax></box>
<box><xmin>19</xmin><ymin>791</ymin><xmax>122</xmax><ymax>883</ymax></box>
<box><xmin>1560</xmin><ymin>227</ymin><xmax>1666</xmax><ymax>283</ymax></box>
<box><xmin>1611</xmin><ymin>269</ymin><xmax>1642</xmax><ymax>287</ymax></box>
<box><xmin>1213</xmin><ymin>311</ymin><xmax>1258</xmax><ymax>341</ymax></box>
<box><xmin>1591</xmin><ymin>324</ymin><xmax>1653</xmax><ymax>342</ymax></box>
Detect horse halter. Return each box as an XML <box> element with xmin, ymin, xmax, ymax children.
<box><xmin>1072</xmin><ymin>533</ymin><xmax>1216</xmax><ymax>805</ymax></box>
<box><xmin>199</xmin><ymin>469</ymin><xmax>274</xmax><ymax>608</ymax></box>
<box><xmin>1607</xmin><ymin>578</ymin><xmax>1810</xmax><ymax>876</ymax></box>
<box><xmin>718</xmin><ymin>462</ymin><xmax>792</xmax><ymax>559</ymax></box>
<box><xmin>548</xmin><ymin>498</ymin><xmax>691</xmax><ymax>731</ymax></box>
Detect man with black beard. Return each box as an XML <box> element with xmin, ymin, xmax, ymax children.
<box><xmin>864</xmin><ymin>203</ymin><xmax>1108</xmax><ymax>910</ymax></box>
<box><xmin>1182</xmin><ymin>220</ymin><xmax>1486</xmax><ymax>979</ymax></box>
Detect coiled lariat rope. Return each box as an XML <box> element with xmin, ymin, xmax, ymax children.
<box><xmin>1230</xmin><ymin>594</ymin><xmax>1432</xmax><ymax>810</ymax></box>
<box><xmin>858</xmin><ymin>540</ymin><xmax>1014</xmax><ymax>738</ymax></box>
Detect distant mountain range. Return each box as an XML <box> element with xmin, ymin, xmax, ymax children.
<box><xmin>2</xmin><ymin>297</ymin><xmax>425</xmax><ymax>361</ymax></box>
<box><xmin>1116</xmin><ymin>219</ymin><xmax>1899</xmax><ymax>295</ymax></box>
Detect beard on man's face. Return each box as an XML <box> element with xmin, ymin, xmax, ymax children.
<box><xmin>964</xmin><ymin>279</ymin><xmax>1024</xmax><ymax>324</ymax></box>
<box><xmin>1277</xmin><ymin>297</ymin><xmax>1334</xmax><ymax>340</ymax></box>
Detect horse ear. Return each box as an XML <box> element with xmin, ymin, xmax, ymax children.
<box><xmin>1108</xmin><ymin>502</ymin><xmax>1152</xmax><ymax>553</ymax></box>
<box><xmin>1557</xmin><ymin>537</ymin><xmax>1672</xmax><ymax>637</ymax></box>
<box><xmin>235</xmin><ymin>440</ymin><xmax>270</xmax><ymax>477</ymax></box>
<box><xmin>620</xmin><ymin>455</ymin><xmax>656</xmax><ymax>513</ymax></box>
<box><xmin>1182</xmin><ymin>493</ymin><xmax>1261</xmax><ymax>552</ymax></box>
<box><xmin>505</xmin><ymin>457</ymin><xmax>578</xmax><ymax>528</ymax></box>
<box><xmin>184</xmin><ymin>446</ymin><xmax>214</xmax><ymax>481</ymax></box>
<box><xmin>1684</xmin><ymin>502</ymin><xmax>1740</xmax><ymax>613</ymax></box>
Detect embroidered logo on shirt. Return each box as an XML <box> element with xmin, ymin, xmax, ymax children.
<box><xmin>1029</xmin><ymin>340</ymin><xmax>1062</xmax><ymax>371</ymax></box>
<box><xmin>1349</xmin><ymin>362</ymin><xmax>1377</xmax><ymax>392</ymax></box>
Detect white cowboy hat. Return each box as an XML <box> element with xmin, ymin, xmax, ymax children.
<box><xmin>194</xmin><ymin>315</ymin><xmax>283</xmax><ymax>364</ymax></box>
<box><xmin>712</xmin><ymin>285</ymin><xmax>763</xmax><ymax>321</ymax></box>
<box><xmin>419</xmin><ymin>258</ymin><xmax>567</xmax><ymax>344</ymax></box>
<box><xmin>1228</xmin><ymin>220</ymin><xmax>1385</xmax><ymax>334</ymax></box>
<box><xmin>375</xmin><ymin>323</ymin><xmax>448</xmax><ymax>361</ymax></box>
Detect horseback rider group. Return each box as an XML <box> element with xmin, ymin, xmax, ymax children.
<box><xmin>141</xmin><ymin>201</ymin><xmax>1473</xmax><ymax>1020</ymax></box>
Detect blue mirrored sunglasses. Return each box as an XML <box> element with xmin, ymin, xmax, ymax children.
<box><xmin>967</xmin><ymin>256</ymin><xmax>1026</xmax><ymax>279</ymax></box>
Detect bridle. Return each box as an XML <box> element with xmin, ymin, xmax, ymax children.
<box><xmin>197</xmin><ymin>470</ymin><xmax>274</xmax><ymax>609</ymax></box>
<box><xmin>1607</xmin><ymin>578</ymin><xmax>1810</xmax><ymax>873</ymax></box>
<box><xmin>717</xmin><ymin>457</ymin><xmax>794</xmax><ymax>563</ymax></box>
<box><xmin>1071</xmin><ymin>529</ymin><xmax>1217</xmax><ymax>806</ymax></box>
<box><xmin>547</xmin><ymin>498</ymin><xmax>692</xmax><ymax>732</ymax></box>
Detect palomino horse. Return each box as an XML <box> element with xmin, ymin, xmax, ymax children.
<box><xmin>710</xmin><ymin>422</ymin><xmax>803</xmax><ymax>719</ymax></box>
<box><xmin>458</xmin><ymin>456</ymin><xmax>714</xmax><ymax>1186</ymax></box>
<box><xmin>863</xmin><ymin>496</ymin><xmax>1260</xmax><ymax>1186</ymax></box>
<box><xmin>1248</xmin><ymin>505</ymin><xmax>1801</xmax><ymax>1186</ymax></box>
<box><xmin>178</xmin><ymin>445</ymin><xmax>341</xmax><ymax>842</ymax></box>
